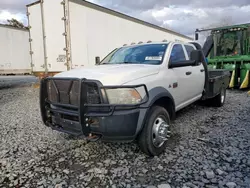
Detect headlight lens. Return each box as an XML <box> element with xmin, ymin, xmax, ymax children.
<box><xmin>105</xmin><ymin>88</ymin><xmax>143</xmax><ymax>104</ymax></box>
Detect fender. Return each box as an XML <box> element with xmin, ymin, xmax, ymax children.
<box><xmin>136</xmin><ymin>87</ymin><xmax>176</xmax><ymax>135</ymax></box>
<box><xmin>143</xmin><ymin>87</ymin><xmax>175</xmax><ymax>108</ymax></box>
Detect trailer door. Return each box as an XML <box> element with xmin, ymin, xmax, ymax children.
<box><xmin>27</xmin><ymin>3</ymin><xmax>45</xmax><ymax>72</ymax></box>
<box><xmin>42</xmin><ymin>0</ymin><xmax>68</xmax><ymax>72</ymax></box>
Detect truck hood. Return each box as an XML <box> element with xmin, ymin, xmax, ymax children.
<box><xmin>54</xmin><ymin>64</ymin><xmax>160</xmax><ymax>85</ymax></box>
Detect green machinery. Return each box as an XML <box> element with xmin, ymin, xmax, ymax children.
<box><xmin>195</xmin><ymin>23</ymin><xmax>250</xmax><ymax>89</ymax></box>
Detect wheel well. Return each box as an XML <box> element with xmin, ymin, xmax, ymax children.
<box><xmin>153</xmin><ymin>97</ymin><xmax>175</xmax><ymax>120</ymax></box>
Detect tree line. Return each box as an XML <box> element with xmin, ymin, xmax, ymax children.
<box><xmin>4</xmin><ymin>18</ymin><xmax>28</xmax><ymax>29</ymax></box>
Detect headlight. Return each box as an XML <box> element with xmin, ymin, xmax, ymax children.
<box><xmin>104</xmin><ymin>88</ymin><xmax>143</xmax><ymax>104</ymax></box>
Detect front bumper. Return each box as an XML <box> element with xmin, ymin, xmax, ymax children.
<box><xmin>40</xmin><ymin>77</ymin><xmax>149</xmax><ymax>141</ymax></box>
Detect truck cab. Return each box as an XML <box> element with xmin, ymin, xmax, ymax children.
<box><xmin>40</xmin><ymin>41</ymin><xmax>230</xmax><ymax>156</ymax></box>
<box><xmin>96</xmin><ymin>42</ymin><xmax>205</xmax><ymax>110</ymax></box>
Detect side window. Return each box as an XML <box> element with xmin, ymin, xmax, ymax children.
<box><xmin>170</xmin><ymin>44</ymin><xmax>186</xmax><ymax>64</ymax></box>
<box><xmin>184</xmin><ymin>45</ymin><xmax>195</xmax><ymax>59</ymax></box>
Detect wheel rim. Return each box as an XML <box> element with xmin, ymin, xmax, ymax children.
<box><xmin>152</xmin><ymin>116</ymin><xmax>171</xmax><ymax>148</ymax></box>
<box><xmin>221</xmin><ymin>88</ymin><xmax>225</xmax><ymax>103</ymax></box>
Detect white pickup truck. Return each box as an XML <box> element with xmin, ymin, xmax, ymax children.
<box><xmin>40</xmin><ymin>41</ymin><xmax>230</xmax><ymax>156</ymax></box>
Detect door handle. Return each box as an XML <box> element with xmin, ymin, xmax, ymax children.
<box><xmin>186</xmin><ymin>71</ymin><xmax>192</xmax><ymax>75</ymax></box>
<box><xmin>200</xmin><ymin>69</ymin><xmax>205</xmax><ymax>72</ymax></box>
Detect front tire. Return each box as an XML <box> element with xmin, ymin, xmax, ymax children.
<box><xmin>138</xmin><ymin>106</ymin><xmax>171</xmax><ymax>156</ymax></box>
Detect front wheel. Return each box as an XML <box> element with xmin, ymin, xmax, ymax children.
<box><xmin>138</xmin><ymin>106</ymin><xmax>172</xmax><ymax>156</ymax></box>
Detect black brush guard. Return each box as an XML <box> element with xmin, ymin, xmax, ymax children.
<box><xmin>40</xmin><ymin>77</ymin><xmax>149</xmax><ymax>137</ymax></box>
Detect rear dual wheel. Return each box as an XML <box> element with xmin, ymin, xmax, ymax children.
<box><xmin>210</xmin><ymin>87</ymin><xmax>226</xmax><ymax>107</ymax></box>
<box><xmin>138</xmin><ymin>106</ymin><xmax>171</xmax><ymax>156</ymax></box>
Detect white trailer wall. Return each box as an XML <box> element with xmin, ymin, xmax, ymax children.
<box><xmin>27</xmin><ymin>0</ymin><xmax>193</xmax><ymax>73</ymax></box>
<box><xmin>0</xmin><ymin>25</ymin><xmax>31</xmax><ymax>74</ymax></box>
<box><xmin>69</xmin><ymin>0</ymin><xmax>192</xmax><ymax>68</ymax></box>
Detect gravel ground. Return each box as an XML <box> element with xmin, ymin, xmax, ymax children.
<box><xmin>0</xmin><ymin>86</ymin><xmax>250</xmax><ymax>188</ymax></box>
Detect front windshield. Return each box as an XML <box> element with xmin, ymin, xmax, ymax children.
<box><xmin>213</xmin><ymin>30</ymin><xmax>243</xmax><ymax>57</ymax></box>
<box><xmin>101</xmin><ymin>43</ymin><xmax>168</xmax><ymax>65</ymax></box>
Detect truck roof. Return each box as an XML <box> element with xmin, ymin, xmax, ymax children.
<box><xmin>119</xmin><ymin>41</ymin><xmax>195</xmax><ymax>48</ymax></box>
<box><xmin>122</xmin><ymin>41</ymin><xmax>169</xmax><ymax>47</ymax></box>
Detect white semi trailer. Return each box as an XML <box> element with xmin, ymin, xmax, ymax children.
<box><xmin>27</xmin><ymin>0</ymin><xmax>193</xmax><ymax>77</ymax></box>
<box><xmin>0</xmin><ymin>24</ymin><xmax>31</xmax><ymax>75</ymax></box>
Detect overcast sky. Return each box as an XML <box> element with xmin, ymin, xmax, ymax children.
<box><xmin>0</xmin><ymin>0</ymin><xmax>249</xmax><ymax>39</ymax></box>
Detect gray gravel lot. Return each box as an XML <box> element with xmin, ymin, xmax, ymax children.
<box><xmin>0</xmin><ymin>86</ymin><xmax>250</xmax><ymax>188</ymax></box>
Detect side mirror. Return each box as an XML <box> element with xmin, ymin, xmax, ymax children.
<box><xmin>195</xmin><ymin>32</ymin><xmax>199</xmax><ymax>40</ymax></box>
<box><xmin>95</xmin><ymin>56</ymin><xmax>100</xmax><ymax>65</ymax></box>
<box><xmin>190</xmin><ymin>50</ymin><xmax>202</xmax><ymax>64</ymax></box>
